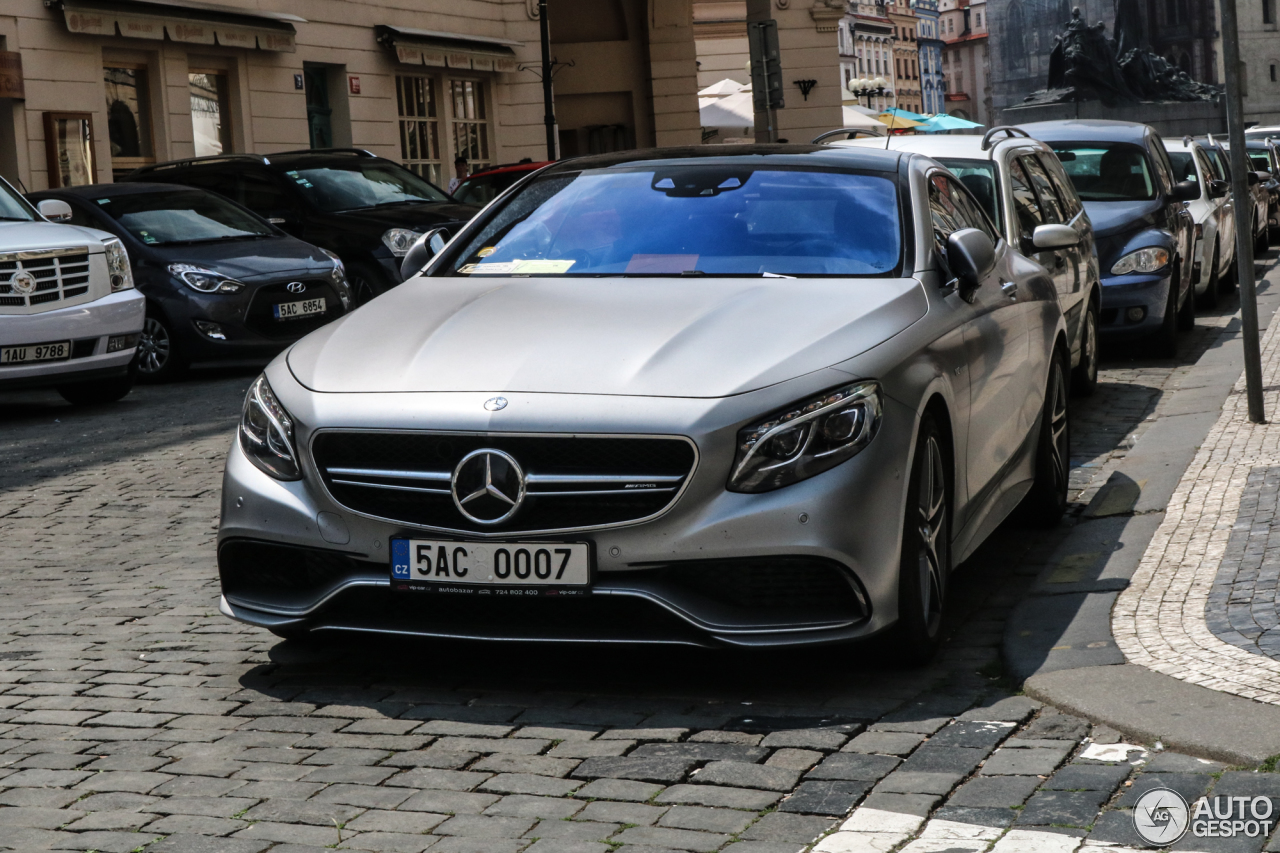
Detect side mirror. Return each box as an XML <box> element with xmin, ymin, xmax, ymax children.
<box><xmin>1170</xmin><ymin>180</ymin><xmax>1200</xmax><ymax>202</ymax></box>
<box><xmin>946</xmin><ymin>228</ymin><xmax>997</xmax><ymax>298</ymax></box>
<box><xmin>1247</xmin><ymin>171</ymin><xmax>1261</xmax><ymax>186</ymax></box>
<box><xmin>1031</xmin><ymin>223</ymin><xmax>1080</xmax><ymax>250</ymax></box>
<box><xmin>37</xmin><ymin>199</ymin><xmax>72</xmax><ymax>222</ymax></box>
<box><xmin>400</xmin><ymin>228</ymin><xmax>449</xmax><ymax>280</ymax></box>
<box><xmin>1255</xmin><ymin>171</ymin><xmax>1272</xmax><ymax>186</ymax></box>
<box><xmin>1208</xmin><ymin>179</ymin><xmax>1229</xmax><ymax>199</ymax></box>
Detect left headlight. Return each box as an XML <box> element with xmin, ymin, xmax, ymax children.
<box><xmin>169</xmin><ymin>263</ymin><xmax>245</xmax><ymax>294</ymax></box>
<box><xmin>728</xmin><ymin>382</ymin><xmax>882</xmax><ymax>493</ymax></box>
<box><xmin>382</xmin><ymin>228</ymin><xmax>422</xmax><ymax>258</ymax></box>
<box><xmin>103</xmin><ymin>238</ymin><xmax>134</xmax><ymax>292</ymax></box>
<box><xmin>239</xmin><ymin>375</ymin><xmax>301</xmax><ymax>480</ymax></box>
<box><xmin>1110</xmin><ymin>247</ymin><xmax>1170</xmax><ymax>276</ymax></box>
<box><xmin>318</xmin><ymin>247</ymin><xmax>351</xmax><ymax>308</ymax></box>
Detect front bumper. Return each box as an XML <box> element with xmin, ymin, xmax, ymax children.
<box><xmin>1096</xmin><ymin>270</ymin><xmax>1172</xmax><ymax>340</ymax></box>
<box><xmin>0</xmin><ymin>289</ymin><xmax>144</xmax><ymax>388</ymax></box>
<box><xmin>216</xmin><ymin>384</ymin><xmax>916</xmax><ymax>648</ymax></box>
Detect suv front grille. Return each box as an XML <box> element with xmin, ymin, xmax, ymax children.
<box><xmin>245</xmin><ymin>280</ymin><xmax>341</xmax><ymax>339</ymax></box>
<box><xmin>0</xmin><ymin>251</ymin><xmax>91</xmax><ymax>309</ymax></box>
<box><xmin>312</xmin><ymin>432</ymin><xmax>697</xmax><ymax>534</ymax></box>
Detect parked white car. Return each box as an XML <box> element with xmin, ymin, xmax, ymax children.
<box><xmin>0</xmin><ymin>176</ymin><xmax>144</xmax><ymax>404</ymax></box>
<box><xmin>827</xmin><ymin>127</ymin><xmax>1102</xmax><ymax>394</ymax></box>
<box><xmin>1163</xmin><ymin>137</ymin><xmax>1235</xmax><ymax>308</ymax></box>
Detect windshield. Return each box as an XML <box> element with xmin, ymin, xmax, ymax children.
<box><xmin>455</xmin><ymin>170</ymin><xmax>527</xmax><ymax>206</ymax></box>
<box><xmin>284</xmin><ymin>162</ymin><xmax>449</xmax><ymax>212</ymax></box>
<box><xmin>450</xmin><ymin>166</ymin><xmax>902</xmax><ymax>277</ymax></box>
<box><xmin>95</xmin><ymin>189</ymin><xmax>273</xmax><ymax>245</ymax></box>
<box><xmin>936</xmin><ymin>158</ymin><xmax>1001</xmax><ymax>231</ymax></box>
<box><xmin>1052</xmin><ymin>145</ymin><xmax>1156</xmax><ymax>201</ymax></box>
<box><xmin>1167</xmin><ymin>151</ymin><xmax>1199</xmax><ymax>186</ymax></box>
<box><xmin>1206</xmin><ymin>148</ymin><xmax>1229</xmax><ymax>180</ymax></box>
<box><xmin>0</xmin><ymin>177</ymin><xmax>36</xmax><ymax>222</ymax></box>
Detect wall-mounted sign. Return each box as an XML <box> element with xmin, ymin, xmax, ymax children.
<box><xmin>348</xmin><ymin>76</ymin><xmax>361</xmax><ymax>95</ymax></box>
<box><xmin>0</xmin><ymin>52</ymin><xmax>23</xmax><ymax>99</ymax></box>
<box><xmin>294</xmin><ymin>73</ymin><xmax>304</xmax><ymax>90</ymax></box>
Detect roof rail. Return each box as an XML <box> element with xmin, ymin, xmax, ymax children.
<box><xmin>980</xmin><ymin>126</ymin><xmax>1031</xmax><ymax>151</ymax></box>
<box><xmin>132</xmin><ymin>153</ymin><xmax>272</xmax><ymax>174</ymax></box>
<box><xmin>1183</xmin><ymin>135</ymin><xmax>1194</xmax><ymax>147</ymax></box>
<box><xmin>811</xmin><ymin>127</ymin><xmax>886</xmax><ymax>144</ymax></box>
<box><xmin>270</xmin><ymin>148</ymin><xmax>378</xmax><ymax>158</ymax></box>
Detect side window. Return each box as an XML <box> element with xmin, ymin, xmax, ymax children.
<box><xmin>1020</xmin><ymin>155</ymin><xmax>1066</xmax><ymax>224</ymax></box>
<box><xmin>63</xmin><ymin>199</ymin><xmax>99</xmax><ymax>230</ymax></box>
<box><xmin>235</xmin><ymin>172</ymin><xmax>294</xmax><ymax>214</ymax></box>
<box><xmin>1040</xmin><ymin>154</ymin><xmax>1083</xmax><ymax>219</ymax></box>
<box><xmin>928</xmin><ymin>173</ymin><xmax>965</xmax><ymax>258</ymax></box>
<box><xmin>171</xmin><ymin>170</ymin><xmax>226</xmax><ymax>197</ymax></box>
<box><xmin>1193</xmin><ymin>149</ymin><xmax>1214</xmax><ymax>187</ymax></box>
<box><xmin>1008</xmin><ymin>158</ymin><xmax>1044</xmax><ymax>245</ymax></box>
<box><xmin>1148</xmin><ymin>137</ymin><xmax>1175</xmax><ymax>193</ymax></box>
<box><xmin>947</xmin><ymin>176</ymin><xmax>997</xmax><ymax>241</ymax></box>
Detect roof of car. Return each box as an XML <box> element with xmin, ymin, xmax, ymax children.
<box><xmin>467</xmin><ymin>161</ymin><xmax>552</xmax><ymax>178</ymax></box>
<box><xmin>134</xmin><ymin>149</ymin><xmax>395</xmax><ymax>175</ymax></box>
<box><xmin>28</xmin><ymin>181</ymin><xmax>207</xmax><ymax>199</ymax></box>
<box><xmin>539</xmin><ymin>144</ymin><xmax>905</xmax><ymax>174</ymax></box>
<box><xmin>1017</xmin><ymin>119</ymin><xmax>1153</xmax><ymax>144</ymax></box>
<box><xmin>828</xmin><ymin>133</ymin><xmax>1049</xmax><ymax>162</ymax></box>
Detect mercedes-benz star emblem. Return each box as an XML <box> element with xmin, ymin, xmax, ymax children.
<box><xmin>452</xmin><ymin>449</ymin><xmax>526</xmax><ymax>525</ymax></box>
<box><xmin>9</xmin><ymin>271</ymin><xmax>36</xmax><ymax>296</ymax></box>
<box><xmin>286</xmin><ymin>281</ymin><xmax>306</xmax><ymax>294</ymax></box>
<box><xmin>484</xmin><ymin>396</ymin><xmax>508</xmax><ymax>411</ymax></box>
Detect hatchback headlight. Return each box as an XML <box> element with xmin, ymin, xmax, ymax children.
<box><xmin>103</xmin><ymin>238</ymin><xmax>134</xmax><ymax>291</ymax></box>
<box><xmin>1110</xmin><ymin>247</ymin><xmax>1170</xmax><ymax>276</ymax></box>
<box><xmin>240</xmin><ymin>375</ymin><xmax>301</xmax><ymax>480</ymax></box>
<box><xmin>318</xmin><ymin>247</ymin><xmax>351</xmax><ymax>308</ymax></box>
<box><xmin>728</xmin><ymin>382</ymin><xmax>882</xmax><ymax>493</ymax></box>
<box><xmin>169</xmin><ymin>263</ymin><xmax>245</xmax><ymax>294</ymax></box>
<box><xmin>382</xmin><ymin>228</ymin><xmax>422</xmax><ymax>257</ymax></box>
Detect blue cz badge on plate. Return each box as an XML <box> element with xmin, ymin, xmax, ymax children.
<box><xmin>391</xmin><ymin>539</ymin><xmax>411</xmax><ymax>579</ymax></box>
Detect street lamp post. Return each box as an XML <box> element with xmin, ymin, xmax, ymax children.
<box><xmin>847</xmin><ymin>77</ymin><xmax>889</xmax><ymax>109</ymax></box>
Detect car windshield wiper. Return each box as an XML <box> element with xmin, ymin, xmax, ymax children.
<box><xmin>0</xmin><ymin>216</ymin><xmax>33</xmax><ymax>221</ymax></box>
<box><xmin>160</xmin><ymin>233</ymin><xmax>271</xmax><ymax>245</ymax></box>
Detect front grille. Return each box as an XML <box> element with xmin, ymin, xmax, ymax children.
<box><xmin>0</xmin><ymin>250</ymin><xmax>91</xmax><ymax>308</ymax></box>
<box><xmin>312</xmin><ymin>431</ymin><xmax>697</xmax><ymax>534</ymax></box>
<box><xmin>244</xmin><ymin>280</ymin><xmax>341</xmax><ymax>339</ymax></box>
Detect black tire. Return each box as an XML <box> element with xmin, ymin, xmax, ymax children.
<box><xmin>1154</xmin><ymin>270</ymin><xmax>1179</xmax><ymax>358</ymax></box>
<box><xmin>135</xmin><ymin>312</ymin><xmax>186</xmax><ymax>382</ymax></box>
<box><xmin>1176</xmin><ymin>273</ymin><xmax>1195</xmax><ymax>331</ymax></box>
<box><xmin>1018</xmin><ymin>348</ymin><xmax>1070</xmax><ymax>528</ymax></box>
<box><xmin>1196</xmin><ymin>243</ymin><xmax>1220</xmax><ymax>310</ymax></box>
<box><xmin>349</xmin><ymin>263</ymin><xmax>390</xmax><ymax>307</ymax></box>
<box><xmin>1256</xmin><ymin>217</ymin><xmax>1270</xmax><ymax>255</ymax></box>
<box><xmin>893</xmin><ymin>413</ymin><xmax>950</xmax><ymax>666</ymax></box>
<box><xmin>1071</xmin><ymin>298</ymin><xmax>1099</xmax><ymax>397</ymax></box>
<box><xmin>1220</xmin><ymin>248</ymin><xmax>1238</xmax><ymax>294</ymax></box>
<box><xmin>57</xmin><ymin>370</ymin><xmax>134</xmax><ymax>406</ymax></box>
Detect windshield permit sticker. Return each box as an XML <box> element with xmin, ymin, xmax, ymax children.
<box><xmin>477</xmin><ymin>247</ymin><xmax>496</xmax><ymax>257</ymax></box>
<box><xmin>96</xmin><ymin>199</ymin><xmax>110</xmax><ymax>205</ymax></box>
<box><xmin>466</xmin><ymin>259</ymin><xmax>577</xmax><ymax>275</ymax></box>
<box><xmin>625</xmin><ymin>254</ymin><xmax>699</xmax><ymax>274</ymax></box>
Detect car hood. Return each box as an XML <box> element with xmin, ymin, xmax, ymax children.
<box><xmin>288</xmin><ymin>276</ymin><xmax>928</xmax><ymax>398</ymax></box>
<box><xmin>145</xmin><ymin>237</ymin><xmax>334</xmax><ymax>281</ymax></box>
<box><xmin>330</xmin><ymin>201</ymin><xmax>480</xmax><ymax>232</ymax></box>
<box><xmin>1082</xmin><ymin>199</ymin><xmax>1164</xmax><ymax>239</ymax></box>
<box><xmin>0</xmin><ymin>220</ymin><xmax>111</xmax><ymax>251</ymax></box>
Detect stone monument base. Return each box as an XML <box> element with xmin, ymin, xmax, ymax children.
<box><xmin>999</xmin><ymin>97</ymin><xmax>1226</xmax><ymax>138</ymax></box>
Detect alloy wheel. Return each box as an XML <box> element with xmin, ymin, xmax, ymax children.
<box><xmin>137</xmin><ymin>316</ymin><xmax>171</xmax><ymax>375</ymax></box>
<box><xmin>916</xmin><ymin>434</ymin><xmax>947</xmax><ymax>635</ymax></box>
<box><xmin>1081</xmin><ymin>308</ymin><xmax>1098</xmax><ymax>387</ymax></box>
<box><xmin>1046</xmin><ymin>360</ymin><xmax>1069</xmax><ymax>494</ymax></box>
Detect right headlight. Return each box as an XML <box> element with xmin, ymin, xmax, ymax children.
<box><xmin>239</xmin><ymin>375</ymin><xmax>301</xmax><ymax>480</ymax></box>
<box><xmin>1110</xmin><ymin>247</ymin><xmax>1170</xmax><ymax>276</ymax></box>
<box><xmin>382</xmin><ymin>228</ymin><xmax>422</xmax><ymax>257</ymax></box>
<box><xmin>728</xmin><ymin>382</ymin><xmax>882</xmax><ymax>493</ymax></box>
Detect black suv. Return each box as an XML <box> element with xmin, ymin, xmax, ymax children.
<box><xmin>126</xmin><ymin>149</ymin><xmax>479</xmax><ymax>304</ymax></box>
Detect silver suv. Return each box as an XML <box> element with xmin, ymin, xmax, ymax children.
<box><xmin>0</xmin><ymin>176</ymin><xmax>144</xmax><ymax>404</ymax></box>
<box><xmin>830</xmin><ymin>127</ymin><xmax>1102</xmax><ymax>394</ymax></box>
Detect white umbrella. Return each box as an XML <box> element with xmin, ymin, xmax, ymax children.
<box><xmin>842</xmin><ymin>106</ymin><xmax>887</xmax><ymax>129</ymax></box>
<box><xmin>844</xmin><ymin>104</ymin><xmax>878</xmax><ymax>116</ymax></box>
<box><xmin>700</xmin><ymin>91</ymin><xmax>755</xmax><ymax>131</ymax></box>
<box><xmin>698</xmin><ymin>78</ymin><xmax>745</xmax><ymax>98</ymax></box>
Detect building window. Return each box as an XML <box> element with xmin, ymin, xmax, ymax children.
<box><xmin>1272</xmin><ymin>63</ymin><xmax>1277</xmax><ymax>82</ymax></box>
<box><xmin>449</xmin><ymin>80</ymin><xmax>491</xmax><ymax>173</ymax></box>
<box><xmin>396</xmin><ymin>75</ymin><xmax>441</xmax><ymax>185</ymax></box>
<box><xmin>104</xmin><ymin>65</ymin><xmax>153</xmax><ymax>179</ymax></box>
<box><xmin>189</xmin><ymin>71</ymin><xmax>232</xmax><ymax>157</ymax></box>
<box><xmin>1267</xmin><ymin>0</ymin><xmax>1275</xmax><ymax>24</ymax></box>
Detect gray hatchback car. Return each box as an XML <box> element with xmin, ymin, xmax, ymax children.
<box><xmin>217</xmin><ymin>145</ymin><xmax>1068</xmax><ymax>663</ymax></box>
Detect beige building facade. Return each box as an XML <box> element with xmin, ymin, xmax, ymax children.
<box><xmin>0</xmin><ymin>0</ymin><xmax>703</xmax><ymax>192</ymax></box>
<box><xmin>939</xmin><ymin>0</ymin><xmax>989</xmax><ymax>127</ymax></box>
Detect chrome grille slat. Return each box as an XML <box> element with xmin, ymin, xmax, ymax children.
<box><xmin>0</xmin><ymin>251</ymin><xmax>94</xmax><ymax>310</ymax></box>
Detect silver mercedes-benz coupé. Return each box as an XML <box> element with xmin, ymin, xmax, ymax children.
<box><xmin>217</xmin><ymin>145</ymin><xmax>1069</xmax><ymax>663</ymax></box>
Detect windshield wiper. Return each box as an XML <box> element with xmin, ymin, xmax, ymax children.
<box><xmin>0</xmin><ymin>216</ymin><xmax>32</xmax><ymax>221</ymax></box>
<box><xmin>162</xmin><ymin>234</ymin><xmax>270</xmax><ymax>245</ymax></box>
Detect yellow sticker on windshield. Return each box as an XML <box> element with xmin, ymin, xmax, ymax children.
<box><xmin>477</xmin><ymin>246</ymin><xmax>496</xmax><ymax>257</ymax></box>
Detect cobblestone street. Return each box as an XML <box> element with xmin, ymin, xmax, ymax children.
<box><xmin>0</xmin><ymin>276</ymin><xmax>1269</xmax><ymax>853</ymax></box>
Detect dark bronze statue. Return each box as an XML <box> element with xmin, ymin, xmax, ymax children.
<box><xmin>1026</xmin><ymin>5</ymin><xmax>1218</xmax><ymax>105</ymax></box>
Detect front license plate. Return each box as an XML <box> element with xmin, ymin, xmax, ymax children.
<box><xmin>273</xmin><ymin>298</ymin><xmax>325</xmax><ymax>320</ymax></box>
<box><xmin>1</xmin><ymin>341</ymin><xmax>70</xmax><ymax>364</ymax></box>
<box><xmin>391</xmin><ymin>539</ymin><xmax>591</xmax><ymax>596</ymax></box>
